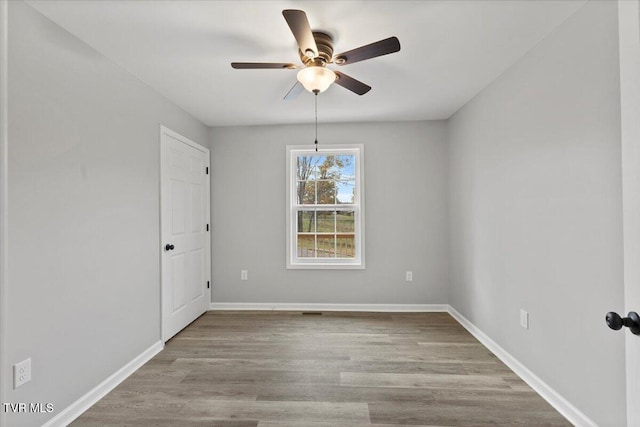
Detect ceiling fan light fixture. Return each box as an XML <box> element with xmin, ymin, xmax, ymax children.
<box><xmin>297</xmin><ymin>66</ymin><xmax>336</xmax><ymax>93</ymax></box>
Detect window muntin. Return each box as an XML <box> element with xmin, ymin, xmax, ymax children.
<box><xmin>287</xmin><ymin>145</ymin><xmax>364</xmax><ymax>269</ymax></box>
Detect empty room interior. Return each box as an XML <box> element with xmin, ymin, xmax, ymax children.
<box><xmin>1</xmin><ymin>0</ymin><xmax>640</xmax><ymax>426</ymax></box>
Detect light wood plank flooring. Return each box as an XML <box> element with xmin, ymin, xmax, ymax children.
<box><xmin>72</xmin><ymin>311</ymin><xmax>570</xmax><ymax>426</ymax></box>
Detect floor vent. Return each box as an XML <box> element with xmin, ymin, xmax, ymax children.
<box><xmin>302</xmin><ymin>312</ymin><xmax>323</xmax><ymax>315</ymax></box>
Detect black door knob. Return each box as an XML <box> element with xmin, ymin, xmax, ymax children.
<box><xmin>165</xmin><ymin>244</ymin><xmax>175</xmax><ymax>251</ymax></box>
<box><xmin>606</xmin><ymin>312</ymin><xmax>623</xmax><ymax>330</ymax></box>
<box><xmin>606</xmin><ymin>311</ymin><xmax>640</xmax><ymax>335</ymax></box>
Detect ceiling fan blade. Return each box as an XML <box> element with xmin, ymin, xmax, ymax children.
<box><xmin>284</xmin><ymin>81</ymin><xmax>304</xmax><ymax>101</ymax></box>
<box><xmin>333</xmin><ymin>37</ymin><xmax>401</xmax><ymax>66</ymax></box>
<box><xmin>231</xmin><ymin>62</ymin><xmax>297</xmax><ymax>69</ymax></box>
<box><xmin>282</xmin><ymin>10</ymin><xmax>318</xmax><ymax>58</ymax></box>
<box><xmin>334</xmin><ymin>71</ymin><xmax>371</xmax><ymax>95</ymax></box>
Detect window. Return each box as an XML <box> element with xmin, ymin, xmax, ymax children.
<box><xmin>286</xmin><ymin>145</ymin><xmax>364</xmax><ymax>269</ymax></box>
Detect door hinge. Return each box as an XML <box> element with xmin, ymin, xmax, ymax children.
<box><xmin>206</xmin><ymin>224</ymin><xmax>209</xmax><ymax>231</ymax></box>
<box><xmin>206</xmin><ymin>166</ymin><xmax>209</xmax><ymax>175</ymax></box>
<box><xmin>207</xmin><ymin>281</ymin><xmax>210</xmax><ymax>289</ymax></box>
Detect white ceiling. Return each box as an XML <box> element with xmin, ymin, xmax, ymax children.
<box><xmin>27</xmin><ymin>0</ymin><xmax>586</xmax><ymax>127</ymax></box>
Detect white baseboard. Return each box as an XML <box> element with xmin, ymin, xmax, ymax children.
<box><xmin>447</xmin><ymin>306</ymin><xmax>596</xmax><ymax>427</ymax></box>
<box><xmin>209</xmin><ymin>302</ymin><xmax>449</xmax><ymax>312</ymax></box>
<box><xmin>42</xmin><ymin>340</ymin><xmax>164</xmax><ymax>427</ymax></box>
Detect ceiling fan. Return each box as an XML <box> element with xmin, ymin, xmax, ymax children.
<box><xmin>231</xmin><ymin>9</ymin><xmax>401</xmax><ymax>99</ymax></box>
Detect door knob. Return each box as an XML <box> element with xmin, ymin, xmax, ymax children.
<box><xmin>606</xmin><ymin>311</ymin><xmax>640</xmax><ymax>335</ymax></box>
<box><xmin>165</xmin><ymin>244</ymin><xmax>175</xmax><ymax>251</ymax></box>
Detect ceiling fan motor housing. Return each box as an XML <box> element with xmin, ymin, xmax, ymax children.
<box><xmin>231</xmin><ymin>9</ymin><xmax>400</xmax><ymax>97</ymax></box>
<box><xmin>300</xmin><ymin>31</ymin><xmax>334</xmax><ymax>66</ymax></box>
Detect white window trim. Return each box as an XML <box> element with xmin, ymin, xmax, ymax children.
<box><xmin>286</xmin><ymin>144</ymin><xmax>365</xmax><ymax>270</ymax></box>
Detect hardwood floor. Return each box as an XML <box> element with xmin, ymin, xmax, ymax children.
<box><xmin>72</xmin><ymin>312</ymin><xmax>570</xmax><ymax>426</ymax></box>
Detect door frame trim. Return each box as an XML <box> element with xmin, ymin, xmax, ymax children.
<box><xmin>618</xmin><ymin>1</ymin><xmax>640</xmax><ymax>424</ymax></box>
<box><xmin>0</xmin><ymin>1</ymin><xmax>9</xmax><ymax>423</ymax></box>
<box><xmin>159</xmin><ymin>125</ymin><xmax>211</xmax><ymax>342</ymax></box>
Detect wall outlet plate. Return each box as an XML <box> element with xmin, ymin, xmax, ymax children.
<box><xmin>240</xmin><ymin>270</ymin><xmax>248</xmax><ymax>281</ymax></box>
<box><xmin>14</xmin><ymin>358</ymin><xmax>31</xmax><ymax>389</ymax></box>
<box><xmin>520</xmin><ymin>309</ymin><xmax>529</xmax><ymax>330</ymax></box>
<box><xmin>405</xmin><ymin>271</ymin><xmax>413</xmax><ymax>281</ymax></box>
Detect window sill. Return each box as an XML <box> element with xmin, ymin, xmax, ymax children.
<box><xmin>286</xmin><ymin>262</ymin><xmax>365</xmax><ymax>270</ymax></box>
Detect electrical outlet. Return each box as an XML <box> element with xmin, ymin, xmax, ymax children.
<box><xmin>240</xmin><ymin>270</ymin><xmax>248</xmax><ymax>281</ymax></box>
<box><xmin>13</xmin><ymin>358</ymin><xmax>31</xmax><ymax>389</ymax></box>
<box><xmin>405</xmin><ymin>271</ymin><xmax>413</xmax><ymax>282</ymax></box>
<box><xmin>520</xmin><ymin>309</ymin><xmax>529</xmax><ymax>330</ymax></box>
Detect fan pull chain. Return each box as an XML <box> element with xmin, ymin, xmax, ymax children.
<box><xmin>314</xmin><ymin>90</ymin><xmax>318</xmax><ymax>152</ymax></box>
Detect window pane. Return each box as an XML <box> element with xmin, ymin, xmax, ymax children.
<box><xmin>336</xmin><ymin>210</ymin><xmax>355</xmax><ymax>232</ymax></box>
<box><xmin>336</xmin><ymin>234</ymin><xmax>355</xmax><ymax>258</ymax></box>
<box><xmin>329</xmin><ymin>155</ymin><xmax>354</xmax><ymax>179</ymax></box>
<box><xmin>297</xmin><ymin>234</ymin><xmax>315</xmax><ymax>258</ymax></box>
<box><xmin>336</xmin><ymin>155</ymin><xmax>355</xmax><ymax>171</ymax></box>
<box><xmin>317</xmin><ymin>155</ymin><xmax>334</xmax><ymax>178</ymax></box>
<box><xmin>297</xmin><ymin>156</ymin><xmax>317</xmax><ymax>181</ymax></box>
<box><xmin>297</xmin><ymin>181</ymin><xmax>315</xmax><ymax>205</ymax></box>
<box><xmin>336</xmin><ymin>155</ymin><xmax>355</xmax><ymax>203</ymax></box>
<box><xmin>316</xmin><ymin>211</ymin><xmax>335</xmax><ymax>233</ymax></box>
<box><xmin>317</xmin><ymin>235</ymin><xmax>336</xmax><ymax>258</ymax></box>
<box><xmin>297</xmin><ymin>211</ymin><xmax>315</xmax><ymax>233</ymax></box>
<box><xmin>336</xmin><ymin>180</ymin><xmax>355</xmax><ymax>204</ymax></box>
<box><xmin>318</xmin><ymin>155</ymin><xmax>352</xmax><ymax>182</ymax></box>
<box><xmin>317</xmin><ymin>180</ymin><xmax>335</xmax><ymax>204</ymax></box>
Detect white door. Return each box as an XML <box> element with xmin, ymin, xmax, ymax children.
<box><xmin>160</xmin><ymin>126</ymin><xmax>210</xmax><ymax>342</ymax></box>
<box><xmin>618</xmin><ymin>1</ymin><xmax>640</xmax><ymax>425</ymax></box>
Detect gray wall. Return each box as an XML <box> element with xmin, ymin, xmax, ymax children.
<box><xmin>210</xmin><ymin>121</ymin><xmax>449</xmax><ymax>304</ymax></box>
<box><xmin>5</xmin><ymin>2</ymin><xmax>209</xmax><ymax>426</ymax></box>
<box><xmin>447</xmin><ymin>1</ymin><xmax>625</xmax><ymax>425</ymax></box>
